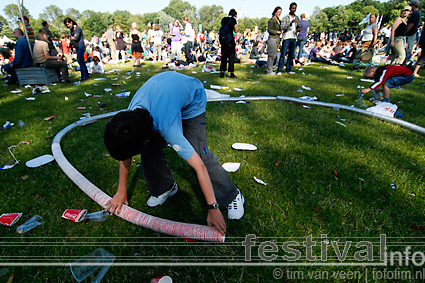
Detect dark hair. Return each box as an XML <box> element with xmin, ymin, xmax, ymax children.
<box><xmin>229</xmin><ymin>9</ymin><xmax>237</xmax><ymax>17</ymax></box>
<box><xmin>290</xmin><ymin>2</ymin><xmax>297</xmax><ymax>8</ymax></box>
<box><xmin>103</xmin><ymin>109</ymin><xmax>154</xmax><ymax>161</ymax></box>
<box><xmin>272</xmin><ymin>6</ymin><xmax>282</xmax><ymax>16</ymax></box>
<box><xmin>42</xmin><ymin>21</ymin><xmax>48</xmax><ymax>27</ymax></box>
<box><xmin>92</xmin><ymin>56</ymin><xmax>100</xmax><ymax>62</ymax></box>
<box><xmin>63</xmin><ymin>17</ymin><xmax>77</xmax><ymax>27</ymax></box>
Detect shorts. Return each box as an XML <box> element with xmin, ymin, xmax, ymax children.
<box><xmin>385</xmin><ymin>74</ymin><xmax>414</xmax><ymax>89</ymax></box>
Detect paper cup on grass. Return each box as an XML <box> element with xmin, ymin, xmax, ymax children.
<box><xmin>222</xmin><ymin>162</ymin><xmax>241</xmax><ymax>173</ymax></box>
<box><xmin>232</xmin><ymin>143</ymin><xmax>257</xmax><ymax>151</ymax></box>
<box><xmin>26</xmin><ymin>154</ymin><xmax>55</xmax><ymax>168</ymax></box>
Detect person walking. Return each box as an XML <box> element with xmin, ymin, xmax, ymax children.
<box><xmin>385</xmin><ymin>6</ymin><xmax>411</xmax><ymax>65</ymax></box>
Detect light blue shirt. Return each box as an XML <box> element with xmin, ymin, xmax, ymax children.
<box><xmin>128</xmin><ymin>71</ymin><xmax>206</xmax><ymax>160</ymax></box>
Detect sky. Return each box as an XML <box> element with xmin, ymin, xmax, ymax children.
<box><xmin>2</xmin><ymin>0</ymin><xmax>360</xmax><ymax>22</ymax></box>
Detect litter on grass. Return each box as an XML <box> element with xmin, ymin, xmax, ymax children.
<box><xmin>11</xmin><ymin>89</ymin><xmax>22</xmax><ymax>93</ymax></box>
<box><xmin>44</xmin><ymin>116</ymin><xmax>55</xmax><ymax>121</ymax></box>
<box><xmin>104</xmin><ymin>88</ymin><xmax>112</xmax><ymax>92</ymax></box>
<box><xmin>94</xmin><ymin>78</ymin><xmax>107</xmax><ymax>81</ymax></box>
<box><xmin>205</xmin><ymin>89</ymin><xmax>230</xmax><ymax>100</ymax></box>
<box><xmin>0</xmin><ymin>141</ymin><xmax>29</xmax><ymax>170</ymax></box>
<box><xmin>336</xmin><ymin>94</ymin><xmax>345</xmax><ymax>97</ymax></box>
<box><xmin>25</xmin><ymin>97</ymin><xmax>36</xmax><ymax>101</ymax></box>
<box><xmin>390</xmin><ymin>183</ymin><xmax>397</xmax><ymax>190</ymax></box>
<box><xmin>82</xmin><ymin>211</ymin><xmax>109</xmax><ymax>222</ymax></box>
<box><xmin>361</xmin><ymin>79</ymin><xmax>375</xmax><ymax>83</ymax></box>
<box><xmin>25</xmin><ymin>154</ymin><xmax>55</xmax><ymax>168</ymax></box>
<box><xmin>336</xmin><ymin>121</ymin><xmax>347</xmax><ymax>127</ymax></box>
<box><xmin>150</xmin><ymin>276</ymin><xmax>173</xmax><ymax>283</ymax></box>
<box><xmin>2</xmin><ymin>121</ymin><xmax>14</xmax><ymax>129</ymax></box>
<box><xmin>232</xmin><ymin>143</ymin><xmax>257</xmax><ymax>151</ymax></box>
<box><xmin>254</xmin><ymin>176</ymin><xmax>268</xmax><ymax>186</ymax></box>
<box><xmin>16</xmin><ymin>215</ymin><xmax>44</xmax><ymax>234</ymax></box>
<box><xmin>115</xmin><ymin>91</ymin><xmax>131</xmax><ymax>98</ymax></box>
<box><xmin>62</xmin><ymin>209</ymin><xmax>87</xmax><ymax>222</ymax></box>
<box><xmin>84</xmin><ymin>92</ymin><xmax>92</xmax><ymax>97</ymax></box>
<box><xmin>70</xmin><ymin>248</ymin><xmax>115</xmax><ymax>283</ymax></box>
<box><xmin>303</xmin><ymin>105</ymin><xmax>311</xmax><ymax>109</ymax></box>
<box><xmin>301</xmin><ymin>85</ymin><xmax>311</xmax><ymax>90</ymax></box>
<box><xmin>0</xmin><ymin>213</ymin><xmax>22</xmax><ymax>226</ymax></box>
<box><xmin>366</xmin><ymin>102</ymin><xmax>398</xmax><ymax>118</ymax></box>
<box><xmin>299</xmin><ymin>96</ymin><xmax>318</xmax><ymax>101</ymax></box>
<box><xmin>222</xmin><ymin>162</ymin><xmax>241</xmax><ymax>173</ymax></box>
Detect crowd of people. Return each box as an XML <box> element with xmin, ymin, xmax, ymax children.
<box><xmin>0</xmin><ymin>3</ymin><xmax>424</xmax><ymax>84</ymax></box>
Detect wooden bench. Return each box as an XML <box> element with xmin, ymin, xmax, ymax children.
<box><xmin>15</xmin><ymin>66</ymin><xmax>59</xmax><ymax>86</ymax></box>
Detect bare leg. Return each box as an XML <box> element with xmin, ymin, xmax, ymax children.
<box><xmin>383</xmin><ymin>84</ymin><xmax>391</xmax><ymax>99</ymax></box>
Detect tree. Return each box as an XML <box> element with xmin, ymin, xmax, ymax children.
<box><xmin>3</xmin><ymin>4</ymin><xmax>31</xmax><ymax>28</ymax></box>
<box><xmin>65</xmin><ymin>8</ymin><xmax>81</xmax><ymax>22</ymax></box>
<box><xmin>309</xmin><ymin>6</ymin><xmax>329</xmax><ymax>32</ymax></box>
<box><xmin>198</xmin><ymin>5</ymin><xmax>224</xmax><ymax>32</ymax></box>
<box><xmin>0</xmin><ymin>24</ymin><xmax>14</xmax><ymax>39</ymax></box>
<box><xmin>143</xmin><ymin>12</ymin><xmax>159</xmax><ymax>27</ymax></box>
<box><xmin>157</xmin><ymin>11</ymin><xmax>175</xmax><ymax>32</ymax></box>
<box><xmin>40</xmin><ymin>5</ymin><xmax>63</xmax><ymax>24</ymax></box>
<box><xmin>162</xmin><ymin>0</ymin><xmax>196</xmax><ymax>21</ymax></box>
<box><xmin>329</xmin><ymin>5</ymin><xmax>349</xmax><ymax>31</ymax></box>
<box><xmin>81</xmin><ymin>11</ymin><xmax>108</xmax><ymax>37</ymax></box>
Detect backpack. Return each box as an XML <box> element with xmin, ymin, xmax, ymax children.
<box><xmin>219</xmin><ymin>17</ymin><xmax>234</xmax><ymax>44</ymax></box>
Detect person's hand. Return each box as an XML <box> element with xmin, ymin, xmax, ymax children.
<box><xmin>361</xmin><ymin>88</ymin><xmax>370</xmax><ymax>94</ymax></box>
<box><xmin>207</xmin><ymin>209</ymin><xmax>226</xmax><ymax>236</ymax></box>
<box><xmin>390</xmin><ymin>41</ymin><xmax>395</xmax><ymax>48</ymax></box>
<box><xmin>105</xmin><ymin>190</ymin><xmax>129</xmax><ymax>215</ymax></box>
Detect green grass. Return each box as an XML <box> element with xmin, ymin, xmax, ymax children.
<box><xmin>1</xmin><ymin>60</ymin><xmax>425</xmax><ymax>282</ymax></box>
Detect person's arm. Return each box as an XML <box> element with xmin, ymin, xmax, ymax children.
<box><xmin>372</xmin><ymin>25</ymin><xmax>379</xmax><ymax>46</ymax></box>
<box><xmin>390</xmin><ymin>19</ymin><xmax>401</xmax><ymax>47</ymax></box>
<box><xmin>105</xmin><ymin>158</ymin><xmax>131</xmax><ymax>215</ymax></box>
<box><xmin>42</xmin><ymin>47</ymin><xmax>59</xmax><ymax>61</ymax></box>
<box><xmin>186</xmin><ymin>151</ymin><xmax>226</xmax><ymax>235</ymax></box>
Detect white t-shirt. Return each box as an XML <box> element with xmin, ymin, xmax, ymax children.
<box><xmin>152</xmin><ymin>30</ymin><xmax>164</xmax><ymax>45</ymax></box>
<box><xmin>182</xmin><ymin>22</ymin><xmax>193</xmax><ymax>43</ymax></box>
<box><xmin>283</xmin><ymin>15</ymin><xmax>297</xmax><ymax>40</ymax></box>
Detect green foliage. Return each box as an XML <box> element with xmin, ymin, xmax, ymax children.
<box><xmin>3</xmin><ymin>3</ymin><xmax>31</xmax><ymax>28</ymax></box>
<box><xmin>0</xmin><ymin>24</ymin><xmax>13</xmax><ymax>39</ymax></box>
<box><xmin>161</xmin><ymin>0</ymin><xmax>196</xmax><ymax>21</ymax></box>
<box><xmin>198</xmin><ymin>5</ymin><xmax>224</xmax><ymax>32</ymax></box>
<box><xmin>310</xmin><ymin>7</ymin><xmax>329</xmax><ymax>33</ymax></box>
<box><xmin>81</xmin><ymin>11</ymin><xmax>108</xmax><ymax>37</ymax></box>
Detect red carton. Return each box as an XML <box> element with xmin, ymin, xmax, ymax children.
<box><xmin>62</xmin><ymin>209</ymin><xmax>87</xmax><ymax>222</ymax></box>
<box><xmin>0</xmin><ymin>213</ymin><xmax>23</xmax><ymax>226</ymax></box>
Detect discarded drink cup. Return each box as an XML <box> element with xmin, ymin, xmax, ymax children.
<box><xmin>357</xmin><ymin>91</ymin><xmax>364</xmax><ymax>104</ymax></box>
<box><xmin>70</xmin><ymin>248</ymin><xmax>115</xmax><ymax>283</ymax></box>
<box><xmin>333</xmin><ymin>106</ymin><xmax>340</xmax><ymax>111</ymax></box>
<box><xmin>82</xmin><ymin>211</ymin><xmax>109</xmax><ymax>222</ymax></box>
<box><xmin>16</xmin><ymin>215</ymin><xmax>44</xmax><ymax>234</ymax></box>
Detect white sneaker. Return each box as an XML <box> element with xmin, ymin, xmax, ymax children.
<box><xmin>147</xmin><ymin>183</ymin><xmax>178</xmax><ymax>207</ymax></box>
<box><xmin>276</xmin><ymin>72</ymin><xmax>282</xmax><ymax>75</ymax></box>
<box><xmin>228</xmin><ymin>189</ymin><xmax>245</xmax><ymax>220</ymax></box>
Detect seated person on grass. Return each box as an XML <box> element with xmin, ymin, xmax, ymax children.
<box><xmin>361</xmin><ymin>65</ymin><xmax>414</xmax><ymax>103</ymax></box>
<box><xmin>34</xmin><ymin>29</ymin><xmax>70</xmax><ymax>83</ymax></box>
<box><xmin>86</xmin><ymin>56</ymin><xmax>104</xmax><ymax>74</ymax></box>
<box><xmin>1</xmin><ymin>28</ymin><xmax>33</xmax><ymax>85</ymax></box>
<box><xmin>103</xmin><ymin>71</ymin><xmax>245</xmax><ymax>236</ymax></box>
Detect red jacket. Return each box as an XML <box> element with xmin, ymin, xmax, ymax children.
<box><xmin>370</xmin><ymin>65</ymin><xmax>413</xmax><ymax>90</ymax></box>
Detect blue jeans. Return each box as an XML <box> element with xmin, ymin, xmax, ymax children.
<box><xmin>77</xmin><ymin>44</ymin><xmax>89</xmax><ymax>80</ymax></box>
<box><xmin>385</xmin><ymin>74</ymin><xmax>414</xmax><ymax>89</ymax></box>
<box><xmin>277</xmin><ymin>38</ymin><xmax>296</xmax><ymax>73</ymax></box>
<box><xmin>296</xmin><ymin>37</ymin><xmax>307</xmax><ymax>61</ymax></box>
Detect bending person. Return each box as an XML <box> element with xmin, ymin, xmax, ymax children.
<box><xmin>103</xmin><ymin>72</ymin><xmax>245</xmax><ymax>236</ymax></box>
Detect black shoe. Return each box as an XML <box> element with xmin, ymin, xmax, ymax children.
<box><xmin>229</xmin><ymin>73</ymin><xmax>237</xmax><ymax>79</ymax></box>
<box><xmin>220</xmin><ymin>72</ymin><xmax>224</xmax><ymax>78</ymax></box>
<box><xmin>80</xmin><ymin>77</ymin><xmax>89</xmax><ymax>82</ymax></box>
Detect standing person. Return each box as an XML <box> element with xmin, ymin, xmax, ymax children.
<box><xmin>130</xmin><ymin>22</ymin><xmax>143</xmax><ymax>67</ymax></box>
<box><xmin>147</xmin><ymin>24</ymin><xmax>155</xmax><ymax>59</ymax></box>
<box><xmin>385</xmin><ymin>6</ymin><xmax>411</xmax><ymax>66</ymax></box>
<box><xmin>106</xmin><ymin>24</ymin><xmax>116</xmax><ymax>60</ymax></box>
<box><xmin>413</xmin><ymin>23</ymin><xmax>425</xmax><ymax>77</ymax></box>
<box><xmin>103</xmin><ymin>72</ymin><xmax>246</xmax><ymax>236</ymax></box>
<box><xmin>114</xmin><ymin>26</ymin><xmax>126</xmax><ymax>63</ymax></box>
<box><xmin>265</xmin><ymin>6</ymin><xmax>282</xmax><ymax>75</ymax></box>
<box><xmin>152</xmin><ymin>24</ymin><xmax>164</xmax><ymax>62</ymax></box>
<box><xmin>276</xmin><ymin>2</ymin><xmax>300</xmax><ymax>75</ymax></box>
<box><xmin>60</xmin><ymin>34</ymin><xmax>73</xmax><ymax>69</ymax></box>
<box><xmin>296</xmin><ymin>14</ymin><xmax>309</xmax><ymax>64</ymax></box>
<box><xmin>181</xmin><ymin>16</ymin><xmax>194</xmax><ymax>64</ymax></box>
<box><xmin>64</xmin><ymin>17</ymin><xmax>89</xmax><ymax>81</ymax></box>
<box><xmin>404</xmin><ymin>0</ymin><xmax>421</xmax><ymax>64</ymax></box>
<box><xmin>219</xmin><ymin>9</ymin><xmax>238</xmax><ymax>78</ymax></box>
<box><xmin>352</xmin><ymin>13</ymin><xmax>379</xmax><ymax>69</ymax></box>
<box><xmin>1</xmin><ymin>28</ymin><xmax>33</xmax><ymax>85</ymax></box>
<box><xmin>170</xmin><ymin>19</ymin><xmax>183</xmax><ymax>61</ymax></box>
